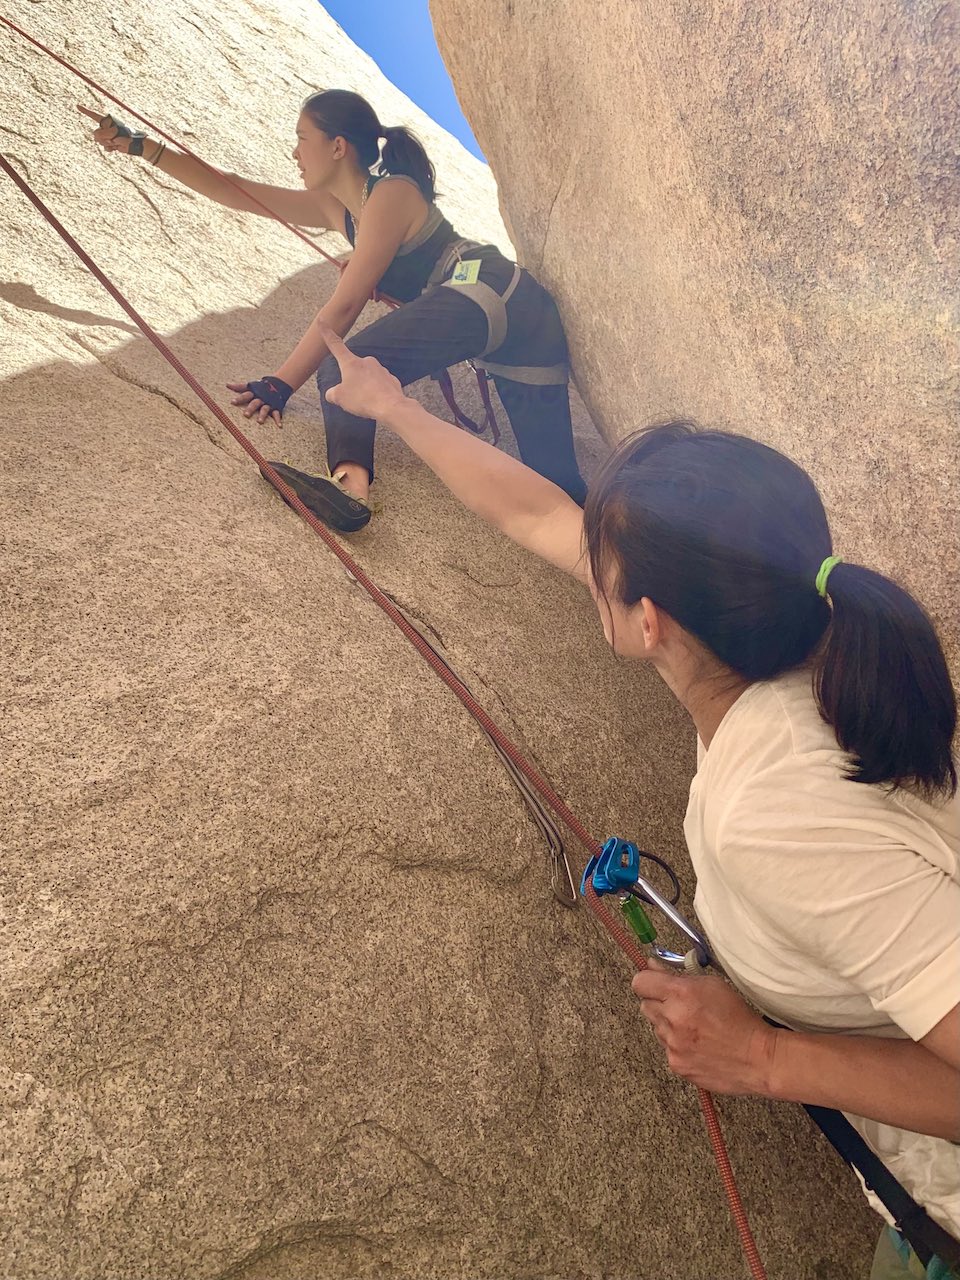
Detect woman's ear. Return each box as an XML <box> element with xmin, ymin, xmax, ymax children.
<box><xmin>639</xmin><ymin>596</ymin><xmax>662</xmax><ymax>653</ymax></box>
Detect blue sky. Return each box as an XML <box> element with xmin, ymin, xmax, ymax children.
<box><xmin>321</xmin><ymin>0</ymin><xmax>484</xmax><ymax>161</ymax></box>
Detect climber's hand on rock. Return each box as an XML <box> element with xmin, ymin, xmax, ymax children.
<box><xmin>77</xmin><ymin>105</ymin><xmax>141</xmax><ymax>155</ymax></box>
<box><xmin>227</xmin><ymin>377</ymin><xmax>291</xmax><ymax>428</ymax></box>
<box><xmin>317</xmin><ymin>321</ymin><xmax>406</xmax><ymax>423</ymax></box>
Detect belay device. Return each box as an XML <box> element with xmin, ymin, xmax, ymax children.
<box><xmin>581</xmin><ymin>837</ymin><xmax>713</xmax><ymax>972</ymax></box>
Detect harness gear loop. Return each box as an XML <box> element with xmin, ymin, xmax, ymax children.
<box><xmin>432</xmin><ymin>366</ymin><xmax>500</xmax><ymax>445</ymax></box>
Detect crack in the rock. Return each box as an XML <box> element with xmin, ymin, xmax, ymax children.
<box><xmin>206</xmin><ymin>1118</ymin><xmax>462</xmax><ymax>1279</ymax></box>
<box><xmin>75</xmin><ymin>1056</ymin><xmax>144</xmax><ymax>1093</ymax></box>
<box><xmin>345</xmin><ymin>1118</ymin><xmax>467</xmax><ymax>1191</ymax></box>
<box><xmin>0</xmin><ymin>123</ymin><xmax>34</xmax><ymax>144</ymax></box>
<box><xmin>113</xmin><ymin>168</ymin><xmax>177</xmax><ymax>248</ymax></box>
<box><xmin>379</xmin><ymin>587</ymin><xmax>447</xmax><ymax>650</ymax></box>
<box><xmin>2</xmin><ymin>152</ymin><xmax>32</xmax><ymax>181</ymax></box>
<box><xmin>359</xmin><ymin>587</ymin><xmax>555</xmax><ymax>862</ymax></box>
<box><xmin>61</xmin><ymin>1154</ymin><xmax>94</xmax><ymax>1225</ymax></box>
<box><xmin>441</xmin><ymin>561</ymin><xmax>521</xmax><ymax>589</ymax></box>
<box><xmin>539</xmin><ymin>151</ymin><xmax>576</xmax><ymax>276</ymax></box>
<box><xmin>208</xmin><ymin>1227</ymin><xmax>382</xmax><ymax>1280</ymax></box>
<box><xmin>362</xmin><ymin>846</ymin><xmax>526</xmax><ymax>893</ymax></box>
<box><xmin>66</xmin><ymin>330</ymin><xmax>236</xmax><ymax>457</ymax></box>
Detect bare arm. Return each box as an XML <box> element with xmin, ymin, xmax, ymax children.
<box><xmin>634</xmin><ymin>967</ymin><xmax>960</xmax><ymax>1141</ymax></box>
<box><xmin>387</xmin><ymin>398</ymin><xmax>589</xmax><ymax>582</ymax></box>
<box><xmin>234</xmin><ymin>180</ymin><xmax>431</xmax><ymax>421</ymax></box>
<box><xmin>767</xmin><ymin>1004</ymin><xmax>960</xmax><ymax>1141</ymax></box>
<box><xmin>77</xmin><ymin>105</ymin><xmax>344</xmax><ymax>229</ymax></box>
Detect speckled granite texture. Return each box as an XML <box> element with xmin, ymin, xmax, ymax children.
<box><xmin>2</xmin><ymin>1</ymin><xmax>878</xmax><ymax>1276</ymax></box>
<box><xmin>431</xmin><ymin>0</ymin><xmax>959</xmax><ymax>672</ymax></box>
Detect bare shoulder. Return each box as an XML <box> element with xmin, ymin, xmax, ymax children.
<box><xmin>367</xmin><ymin>173</ymin><xmax>429</xmax><ymax>205</ymax></box>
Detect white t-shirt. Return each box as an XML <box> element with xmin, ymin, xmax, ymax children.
<box><xmin>685</xmin><ymin>670</ymin><xmax>960</xmax><ymax>1238</ymax></box>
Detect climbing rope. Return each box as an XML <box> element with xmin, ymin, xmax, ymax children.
<box><xmin>0</xmin><ymin>23</ymin><xmax>767</xmax><ymax>1277</ymax></box>
<box><xmin>0</xmin><ymin>14</ymin><xmax>498</xmax><ymax>438</ymax></box>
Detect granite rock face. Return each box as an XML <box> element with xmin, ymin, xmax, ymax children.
<box><xmin>2</xmin><ymin>1</ymin><xmax>876</xmax><ymax>1277</ymax></box>
<box><xmin>432</xmin><ymin>0</ymin><xmax>960</xmax><ymax>665</ymax></box>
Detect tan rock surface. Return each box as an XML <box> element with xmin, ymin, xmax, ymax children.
<box><xmin>2</xmin><ymin>1</ymin><xmax>875</xmax><ymax>1277</ymax></box>
<box><xmin>432</xmin><ymin>0</ymin><xmax>960</xmax><ymax>667</ymax></box>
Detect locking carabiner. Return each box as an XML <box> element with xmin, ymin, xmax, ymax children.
<box><xmin>581</xmin><ymin>837</ymin><xmax>713</xmax><ymax>972</ymax></box>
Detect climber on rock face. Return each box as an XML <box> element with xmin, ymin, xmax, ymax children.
<box><xmin>315</xmin><ymin>319</ymin><xmax>960</xmax><ymax>1280</ymax></box>
<box><xmin>78</xmin><ymin>92</ymin><xmax>586</xmax><ymax>533</ymax></box>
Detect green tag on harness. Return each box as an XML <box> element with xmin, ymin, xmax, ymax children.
<box><xmin>450</xmin><ymin>258</ymin><xmax>481</xmax><ymax>285</ymax></box>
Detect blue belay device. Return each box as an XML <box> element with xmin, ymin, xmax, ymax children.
<box><xmin>581</xmin><ymin>836</ymin><xmax>713</xmax><ymax>971</ymax></box>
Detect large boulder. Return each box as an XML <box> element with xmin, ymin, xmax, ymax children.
<box><xmin>2</xmin><ymin>1</ymin><xmax>876</xmax><ymax>1276</ymax></box>
<box><xmin>431</xmin><ymin>0</ymin><xmax>959</xmax><ymax>665</ymax></box>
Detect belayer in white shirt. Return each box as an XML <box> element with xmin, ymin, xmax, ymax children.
<box><xmin>316</xmin><ymin>323</ymin><xmax>960</xmax><ymax>1279</ymax></box>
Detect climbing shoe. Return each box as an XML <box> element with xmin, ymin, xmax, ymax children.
<box><xmin>259</xmin><ymin>461</ymin><xmax>372</xmax><ymax>533</ymax></box>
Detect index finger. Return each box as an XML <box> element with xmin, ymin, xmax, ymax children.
<box><xmin>631</xmin><ymin>970</ymin><xmax>682</xmax><ymax>1002</ymax></box>
<box><xmin>77</xmin><ymin>105</ymin><xmax>107</xmax><ymax>123</ymax></box>
<box><xmin>315</xmin><ymin>320</ymin><xmax>357</xmax><ymax>365</ymax></box>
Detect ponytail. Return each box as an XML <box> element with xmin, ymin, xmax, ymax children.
<box><xmin>815</xmin><ymin>563</ymin><xmax>957</xmax><ymax>797</ymax></box>
<box><xmin>379</xmin><ymin>125</ymin><xmax>436</xmax><ymax>202</ymax></box>
<box><xmin>585</xmin><ymin>423</ymin><xmax>957</xmax><ymax>799</ymax></box>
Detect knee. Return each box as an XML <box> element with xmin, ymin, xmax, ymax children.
<box><xmin>316</xmin><ymin>353</ymin><xmax>341</xmax><ymax>393</ymax></box>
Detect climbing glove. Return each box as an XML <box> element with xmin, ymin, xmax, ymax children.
<box><xmin>99</xmin><ymin>114</ymin><xmax>146</xmax><ymax>156</ymax></box>
<box><xmin>243</xmin><ymin>376</ymin><xmax>294</xmax><ymax>414</ymax></box>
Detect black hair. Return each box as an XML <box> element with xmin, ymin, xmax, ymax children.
<box><xmin>583</xmin><ymin>421</ymin><xmax>957</xmax><ymax>798</ymax></box>
<box><xmin>301</xmin><ymin>89</ymin><xmax>437</xmax><ymax>202</ymax></box>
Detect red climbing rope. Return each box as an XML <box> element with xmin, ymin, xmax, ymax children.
<box><xmin>0</xmin><ymin>144</ymin><xmax>767</xmax><ymax>1280</ymax></box>
<box><xmin>0</xmin><ymin>25</ymin><xmax>767</xmax><ymax>1276</ymax></box>
<box><xmin>585</xmin><ymin>883</ymin><xmax>767</xmax><ymax>1279</ymax></box>
<box><xmin>0</xmin><ymin>13</ymin><xmax>495</xmax><ymax>434</ymax></box>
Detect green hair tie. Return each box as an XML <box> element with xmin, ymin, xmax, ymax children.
<box><xmin>815</xmin><ymin>555</ymin><xmax>843</xmax><ymax>599</ymax></box>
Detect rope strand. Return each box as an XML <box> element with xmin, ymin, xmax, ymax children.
<box><xmin>0</xmin><ymin>27</ymin><xmax>766</xmax><ymax>1273</ymax></box>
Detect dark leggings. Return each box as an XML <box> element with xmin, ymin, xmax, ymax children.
<box><xmin>317</xmin><ymin>265</ymin><xmax>588</xmax><ymax>505</ymax></box>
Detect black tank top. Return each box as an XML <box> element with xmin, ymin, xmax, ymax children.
<box><xmin>344</xmin><ymin>173</ymin><xmax>494</xmax><ymax>303</ymax></box>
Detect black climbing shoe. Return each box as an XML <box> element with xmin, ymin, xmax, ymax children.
<box><xmin>259</xmin><ymin>461</ymin><xmax>372</xmax><ymax>533</ymax></box>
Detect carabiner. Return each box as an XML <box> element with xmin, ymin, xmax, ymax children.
<box><xmin>581</xmin><ymin>837</ymin><xmax>713</xmax><ymax>972</ymax></box>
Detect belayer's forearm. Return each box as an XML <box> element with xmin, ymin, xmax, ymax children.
<box><xmin>383</xmin><ymin>397</ymin><xmax>574</xmax><ymax>543</ymax></box>
<box><xmin>768</xmin><ymin>1028</ymin><xmax>960</xmax><ymax>1141</ymax></box>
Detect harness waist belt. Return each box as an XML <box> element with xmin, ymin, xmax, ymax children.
<box><xmin>426</xmin><ymin>238</ymin><xmax>491</xmax><ymax>289</ymax></box>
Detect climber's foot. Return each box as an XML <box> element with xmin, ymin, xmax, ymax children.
<box><xmin>260</xmin><ymin>461</ymin><xmax>371</xmax><ymax>533</ymax></box>
<box><xmin>329</xmin><ymin>461</ymin><xmax>371</xmax><ymax>505</ymax></box>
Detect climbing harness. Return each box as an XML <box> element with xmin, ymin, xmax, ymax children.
<box><xmin>0</xmin><ymin>20</ymin><xmax>767</xmax><ymax>1276</ymax></box>
<box><xmin>1</xmin><ymin>13</ymin><xmax>493</xmax><ymax>437</ymax></box>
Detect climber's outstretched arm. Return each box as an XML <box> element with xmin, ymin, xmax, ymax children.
<box><xmin>78</xmin><ymin>105</ymin><xmax>345</xmax><ymax>230</ymax></box>
<box><xmin>318</xmin><ymin>323</ymin><xmax>589</xmax><ymax>584</ymax></box>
